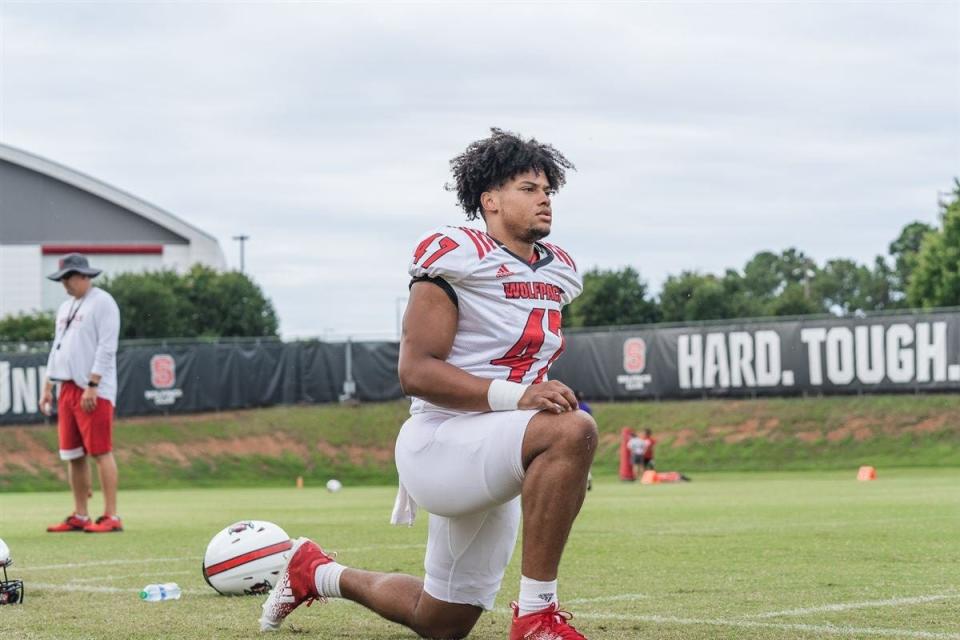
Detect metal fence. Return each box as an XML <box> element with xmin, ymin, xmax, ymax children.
<box><xmin>4</xmin><ymin>307</ymin><xmax>959</xmax><ymax>425</ymax></box>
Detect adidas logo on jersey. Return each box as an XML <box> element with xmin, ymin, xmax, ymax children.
<box><xmin>496</xmin><ymin>265</ymin><xmax>516</xmax><ymax>278</ymax></box>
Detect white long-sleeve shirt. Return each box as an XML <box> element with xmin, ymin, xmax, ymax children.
<box><xmin>45</xmin><ymin>287</ymin><xmax>121</xmax><ymax>405</ymax></box>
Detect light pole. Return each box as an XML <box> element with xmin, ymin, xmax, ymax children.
<box><xmin>232</xmin><ymin>234</ymin><xmax>250</xmax><ymax>273</ymax></box>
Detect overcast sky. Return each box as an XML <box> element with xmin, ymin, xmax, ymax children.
<box><xmin>1</xmin><ymin>1</ymin><xmax>958</xmax><ymax>338</ymax></box>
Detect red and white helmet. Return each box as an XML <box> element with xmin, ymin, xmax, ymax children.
<box><xmin>202</xmin><ymin>521</ymin><xmax>292</xmax><ymax>596</ymax></box>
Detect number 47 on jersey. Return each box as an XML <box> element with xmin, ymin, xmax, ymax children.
<box><xmin>492</xmin><ymin>308</ymin><xmax>564</xmax><ymax>384</ymax></box>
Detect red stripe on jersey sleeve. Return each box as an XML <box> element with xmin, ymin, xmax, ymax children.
<box><xmin>553</xmin><ymin>245</ymin><xmax>577</xmax><ymax>271</ymax></box>
<box><xmin>542</xmin><ymin>242</ymin><xmax>557</xmax><ymax>262</ymax></box>
<box><xmin>460</xmin><ymin>227</ymin><xmax>488</xmax><ymax>259</ymax></box>
<box><xmin>559</xmin><ymin>248</ymin><xmax>577</xmax><ymax>270</ymax></box>
<box><xmin>479</xmin><ymin>231</ymin><xmax>497</xmax><ymax>252</ymax></box>
<box><xmin>546</xmin><ymin>243</ymin><xmax>577</xmax><ymax>271</ymax></box>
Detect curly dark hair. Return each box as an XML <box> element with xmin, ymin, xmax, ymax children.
<box><xmin>446</xmin><ymin>128</ymin><xmax>575</xmax><ymax>220</ymax></box>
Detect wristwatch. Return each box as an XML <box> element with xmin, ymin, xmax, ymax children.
<box><xmin>88</xmin><ymin>381</ymin><xmax>99</xmax><ymax>388</ymax></box>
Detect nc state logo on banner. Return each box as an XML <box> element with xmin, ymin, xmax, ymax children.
<box><xmin>623</xmin><ymin>338</ymin><xmax>647</xmax><ymax>374</ymax></box>
<box><xmin>618</xmin><ymin>337</ymin><xmax>653</xmax><ymax>391</ymax></box>
<box><xmin>145</xmin><ymin>354</ymin><xmax>184</xmax><ymax>407</ymax></box>
<box><xmin>150</xmin><ymin>354</ymin><xmax>176</xmax><ymax>389</ymax></box>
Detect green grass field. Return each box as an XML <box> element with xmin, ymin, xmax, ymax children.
<box><xmin>2</xmin><ymin>470</ymin><xmax>958</xmax><ymax>639</ymax></box>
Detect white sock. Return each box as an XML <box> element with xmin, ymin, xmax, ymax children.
<box><xmin>518</xmin><ymin>575</ymin><xmax>558</xmax><ymax>616</ymax></box>
<box><xmin>314</xmin><ymin>562</ymin><xmax>346</xmax><ymax>598</ymax></box>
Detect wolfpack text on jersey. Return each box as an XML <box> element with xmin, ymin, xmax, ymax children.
<box><xmin>407</xmin><ymin>225</ymin><xmax>583</xmax><ymax>415</ymax></box>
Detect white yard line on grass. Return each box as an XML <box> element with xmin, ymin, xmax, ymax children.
<box><xmin>21</xmin><ymin>543</ymin><xmax>426</xmax><ymax>572</ymax></box>
<box><xmin>744</xmin><ymin>593</ymin><xmax>960</xmax><ymax>619</ymax></box>
<box><xmin>23</xmin><ymin>585</ymin><xmax>960</xmax><ymax>639</ymax></box>
<box><xmin>23</xmin><ymin>558</ymin><xmax>182</xmax><ymax>571</ymax></box>
<box><xmin>565</xmin><ymin>593</ymin><xmax>649</xmax><ymax>605</ymax></box>
<box><xmin>495</xmin><ymin>595</ymin><xmax>960</xmax><ymax>639</ymax></box>
<box><xmin>577</xmin><ymin>611</ymin><xmax>960</xmax><ymax>640</ymax></box>
<box><xmin>626</xmin><ymin>515</ymin><xmax>959</xmax><ymax>540</ymax></box>
<box><xmin>67</xmin><ymin>570</ymin><xmax>196</xmax><ymax>583</ymax></box>
<box><xmin>30</xmin><ymin>582</ymin><xmax>209</xmax><ymax>596</ymax></box>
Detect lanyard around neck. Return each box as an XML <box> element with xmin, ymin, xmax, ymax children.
<box><xmin>55</xmin><ymin>296</ymin><xmax>86</xmax><ymax>351</ymax></box>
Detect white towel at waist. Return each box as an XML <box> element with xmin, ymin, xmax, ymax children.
<box><xmin>390</xmin><ymin>481</ymin><xmax>418</xmax><ymax>526</ymax></box>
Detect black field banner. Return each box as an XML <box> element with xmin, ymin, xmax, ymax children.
<box><xmin>550</xmin><ymin>310</ymin><xmax>960</xmax><ymax>399</ymax></box>
<box><xmin>0</xmin><ymin>341</ymin><xmax>366</xmax><ymax>426</ymax></box>
<box><xmin>0</xmin><ymin>353</ymin><xmax>48</xmax><ymax>424</ymax></box>
<box><xmin>3</xmin><ymin>310</ymin><xmax>959</xmax><ymax>425</ymax></box>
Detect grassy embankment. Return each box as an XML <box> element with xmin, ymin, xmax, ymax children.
<box><xmin>1</xmin><ymin>394</ymin><xmax>958</xmax><ymax>491</ymax></box>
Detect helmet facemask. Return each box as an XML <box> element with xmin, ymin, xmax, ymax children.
<box><xmin>0</xmin><ymin>563</ymin><xmax>23</xmax><ymax>605</ymax></box>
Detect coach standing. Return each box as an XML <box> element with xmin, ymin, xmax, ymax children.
<box><xmin>39</xmin><ymin>253</ymin><xmax>123</xmax><ymax>533</ymax></box>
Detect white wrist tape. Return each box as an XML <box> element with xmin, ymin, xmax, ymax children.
<box><xmin>487</xmin><ymin>379</ymin><xmax>528</xmax><ymax>411</ymax></box>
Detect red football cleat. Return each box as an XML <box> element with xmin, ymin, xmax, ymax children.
<box><xmin>84</xmin><ymin>515</ymin><xmax>123</xmax><ymax>533</ymax></box>
<box><xmin>259</xmin><ymin>537</ymin><xmax>335</xmax><ymax>631</ymax></box>
<box><xmin>46</xmin><ymin>514</ymin><xmax>90</xmax><ymax>532</ymax></box>
<box><xmin>510</xmin><ymin>602</ymin><xmax>588</xmax><ymax>640</ymax></box>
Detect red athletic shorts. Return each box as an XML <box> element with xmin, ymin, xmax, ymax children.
<box><xmin>57</xmin><ymin>381</ymin><xmax>114</xmax><ymax>460</ymax></box>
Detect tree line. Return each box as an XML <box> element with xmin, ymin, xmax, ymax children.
<box><xmin>0</xmin><ymin>265</ymin><xmax>278</xmax><ymax>343</ymax></box>
<box><xmin>566</xmin><ymin>181</ymin><xmax>960</xmax><ymax>327</ymax></box>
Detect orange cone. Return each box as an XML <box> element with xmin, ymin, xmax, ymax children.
<box><xmin>640</xmin><ymin>470</ymin><xmax>659</xmax><ymax>485</ymax></box>
<box><xmin>857</xmin><ymin>466</ymin><xmax>876</xmax><ymax>481</ymax></box>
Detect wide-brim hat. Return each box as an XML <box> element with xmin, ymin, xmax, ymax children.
<box><xmin>47</xmin><ymin>253</ymin><xmax>102</xmax><ymax>281</ymax></box>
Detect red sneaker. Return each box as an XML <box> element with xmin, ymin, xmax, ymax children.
<box><xmin>46</xmin><ymin>514</ymin><xmax>90</xmax><ymax>532</ymax></box>
<box><xmin>509</xmin><ymin>602</ymin><xmax>588</xmax><ymax>640</ymax></box>
<box><xmin>83</xmin><ymin>515</ymin><xmax>123</xmax><ymax>533</ymax></box>
<box><xmin>259</xmin><ymin>537</ymin><xmax>335</xmax><ymax>631</ymax></box>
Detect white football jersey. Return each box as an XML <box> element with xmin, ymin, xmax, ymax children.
<box><xmin>407</xmin><ymin>225</ymin><xmax>583</xmax><ymax>415</ymax></box>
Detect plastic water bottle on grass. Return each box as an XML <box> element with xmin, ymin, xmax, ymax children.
<box><xmin>140</xmin><ymin>583</ymin><xmax>181</xmax><ymax>602</ymax></box>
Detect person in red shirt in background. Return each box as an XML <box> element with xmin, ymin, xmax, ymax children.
<box><xmin>641</xmin><ymin>428</ymin><xmax>656</xmax><ymax>471</ymax></box>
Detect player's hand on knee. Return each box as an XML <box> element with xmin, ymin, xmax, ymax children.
<box><xmin>519</xmin><ymin>380</ymin><xmax>577</xmax><ymax>414</ymax></box>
